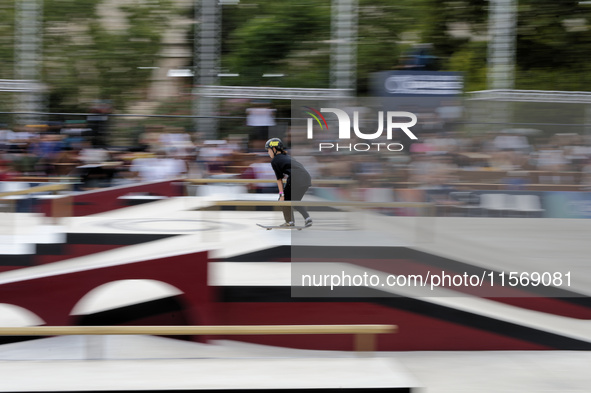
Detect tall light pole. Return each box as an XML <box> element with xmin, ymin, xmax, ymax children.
<box><xmin>193</xmin><ymin>0</ymin><xmax>357</xmax><ymax>140</ymax></box>
<box><xmin>14</xmin><ymin>0</ymin><xmax>44</xmax><ymax>126</ymax></box>
<box><xmin>487</xmin><ymin>0</ymin><xmax>517</xmax><ymax>132</ymax></box>
<box><xmin>331</xmin><ymin>0</ymin><xmax>357</xmax><ymax>95</ymax></box>
<box><xmin>193</xmin><ymin>0</ymin><xmax>221</xmax><ymax>139</ymax></box>
<box><xmin>488</xmin><ymin>0</ymin><xmax>517</xmax><ymax>90</ymax></box>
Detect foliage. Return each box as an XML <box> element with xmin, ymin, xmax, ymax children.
<box><xmin>447</xmin><ymin>41</ymin><xmax>488</xmax><ymax>91</ymax></box>
<box><xmin>0</xmin><ymin>3</ymin><xmax>15</xmax><ymax>80</ymax></box>
<box><xmin>7</xmin><ymin>0</ymin><xmax>591</xmax><ymax>119</ymax></box>
<box><xmin>221</xmin><ymin>0</ymin><xmax>331</xmax><ymax>87</ymax></box>
<box><xmin>220</xmin><ymin>0</ymin><xmax>424</xmax><ymax>93</ymax></box>
<box><xmin>4</xmin><ymin>0</ymin><xmax>174</xmax><ymax>114</ymax></box>
<box><xmin>0</xmin><ymin>3</ymin><xmax>16</xmax><ymax>115</ymax></box>
<box><xmin>422</xmin><ymin>0</ymin><xmax>591</xmax><ymax>92</ymax></box>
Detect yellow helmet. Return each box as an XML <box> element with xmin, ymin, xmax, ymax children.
<box><xmin>265</xmin><ymin>138</ymin><xmax>284</xmax><ymax>150</ymax></box>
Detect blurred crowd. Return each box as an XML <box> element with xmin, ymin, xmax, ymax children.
<box><xmin>0</xmin><ymin>124</ymin><xmax>194</xmax><ymax>189</ymax></box>
<box><xmin>286</xmin><ymin>123</ymin><xmax>591</xmax><ymax>191</ymax></box>
<box><xmin>1</xmin><ymin>117</ymin><xmax>591</xmax><ymax>192</ymax></box>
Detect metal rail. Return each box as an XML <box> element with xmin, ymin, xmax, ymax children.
<box><xmin>0</xmin><ymin>324</ymin><xmax>397</xmax><ymax>353</ymax></box>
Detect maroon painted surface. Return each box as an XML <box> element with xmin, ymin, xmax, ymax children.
<box><xmin>1</xmin><ymin>245</ymin><xmax>581</xmax><ymax>350</ymax></box>
<box><xmin>36</xmin><ymin>180</ymin><xmax>184</xmax><ymax>217</ymax></box>
<box><xmin>0</xmin><ymin>251</ymin><xmax>212</xmax><ymax>327</ymax></box>
<box><xmin>34</xmin><ymin>244</ymin><xmax>127</xmax><ymax>265</ymax></box>
<box><xmin>0</xmin><ymin>267</ymin><xmax>22</xmax><ymax>274</ymax></box>
<box><xmin>213</xmin><ymin>302</ymin><xmax>549</xmax><ymax>351</ymax></box>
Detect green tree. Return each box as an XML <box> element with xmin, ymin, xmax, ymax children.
<box><xmin>421</xmin><ymin>0</ymin><xmax>591</xmax><ymax>92</ymax></box>
<box><xmin>0</xmin><ymin>3</ymin><xmax>15</xmax><ymax>114</ymax></box>
<box><xmin>41</xmin><ymin>0</ymin><xmax>173</xmax><ymax>113</ymax></box>
<box><xmin>0</xmin><ymin>3</ymin><xmax>15</xmax><ymax>79</ymax></box>
<box><xmin>515</xmin><ymin>0</ymin><xmax>591</xmax><ymax>90</ymax></box>
<box><xmin>222</xmin><ymin>0</ymin><xmax>331</xmax><ymax>87</ymax></box>
<box><xmin>220</xmin><ymin>0</ymin><xmax>425</xmax><ymax>93</ymax></box>
<box><xmin>356</xmin><ymin>0</ymin><xmax>425</xmax><ymax>93</ymax></box>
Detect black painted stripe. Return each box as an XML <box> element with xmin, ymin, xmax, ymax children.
<box><xmin>8</xmin><ymin>388</ymin><xmax>410</xmax><ymax>393</ymax></box>
<box><xmin>75</xmin><ymin>296</ymin><xmax>187</xmax><ymax>326</ymax></box>
<box><xmin>218</xmin><ymin>285</ymin><xmax>591</xmax><ymax>350</ymax></box>
<box><xmin>0</xmin><ymin>336</ymin><xmax>45</xmax><ymax>345</ymax></box>
<box><xmin>223</xmin><ymin>246</ymin><xmax>291</xmax><ymax>262</ymax></box>
<box><xmin>66</xmin><ymin>233</ymin><xmax>176</xmax><ymax>245</ymax></box>
<box><xmin>0</xmin><ymin>254</ymin><xmax>32</xmax><ymax>266</ymax></box>
<box><xmin>35</xmin><ymin>243</ymin><xmax>66</xmax><ymax>255</ymax></box>
<box><xmin>0</xmin><ymin>233</ymin><xmax>178</xmax><ymax>266</ymax></box>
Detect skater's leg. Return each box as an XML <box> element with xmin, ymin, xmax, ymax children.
<box><xmin>282</xmin><ymin>182</ymin><xmax>294</xmax><ymax>223</ymax></box>
<box><xmin>291</xmin><ymin>184</ymin><xmax>310</xmax><ymax>220</ymax></box>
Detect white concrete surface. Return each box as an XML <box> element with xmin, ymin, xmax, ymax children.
<box><xmin>0</xmin><ymin>337</ymin><xmax>419</xmax><ymax>391</ymax></box>
<box><xmin>395</xmin><ymin>350</ymin><xmax>591</xmax><ymax>393</ymax></box>
<box><xmin>0</xmin><ymin>336</ymin><xmax>589</xmax><ymax>392</ymax></box>
<box><xmin>1</xmin><ymin>195</ymin><xmax>590</xmax><ymax>392</ymax></box>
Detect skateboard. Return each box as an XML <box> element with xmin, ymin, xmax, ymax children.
<box><xmin>257</xmin><ymin>223</ymin><xmax>308</xmax><ymax>231</ymax></box>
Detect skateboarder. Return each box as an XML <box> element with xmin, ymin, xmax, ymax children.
<box><xmin>265</xmin><ymin>138</ymin><xmax>313</xmax><ymax>227</ymax></box>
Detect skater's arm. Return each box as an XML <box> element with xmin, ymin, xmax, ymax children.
<box><xmin>276</xmin><ymin>179</ymin><xmax>285</xmax><ymax>200</ymax></box>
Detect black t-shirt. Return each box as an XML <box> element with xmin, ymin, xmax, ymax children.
<box><xmin>271</xmin><ymin>154</ymin><xmax>312</xmax><ymax>186</ymax></box>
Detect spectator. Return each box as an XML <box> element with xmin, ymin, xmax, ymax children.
<box><xmin>28</xmin><ymin>134</ymin><xmax>64</xmax><ymax>175</ymax></box>
<box><xmin>241</xmin><ymin>154</ymin><xmax>277</xmax><ymax>193</ymax></box>
<box><xmin>246</xmin><ymin>101</ymin><xmax>276</xmax><ymax>151</ymax></box>
<box><xmin>197</xmin><ymin>140</ymin><xmax>231</xmax><ymax>176</ymax></box>
<box><xmin>0</xmin><ymin>159</ymin><xmax>14</xmax><ymax>181</ymax></box>
<box><xmin>580</xmin><ymin>158</ymin><xmax>591</xmax><ymax>189</ymax></box>
<box><xmin>159</xmin><ymin>127</ymin><xmax>194</xmax><ymax>158</ymax></box>
<box><xmin>130</xmin><ymin>151</ymin><xmax>187</xmax><ymax>182</ymax></box>
<box><xmin>0</xmin><ymin>126</ymin><xmax>15</xmax><ymax>152</ymax></box>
